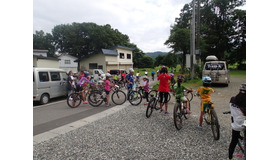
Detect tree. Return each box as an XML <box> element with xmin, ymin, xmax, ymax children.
<box><xmin>165</xmin><ymin>0</ymin><xmax>246</xmax><ymax>70</ymax></box>
<box><xmin>33</xmin><ymin>30</ymin><xmax>55</xmax><ymax>57</ymax></box>
<box><xmin>162</xmin><ymin>53</ymin><xmax>178</xmax><ymax>69</ymax></box>
<box><xmin>164</xmin><ymin>27</ymin><xmax>190</xmax><ymax>73</ymax></box>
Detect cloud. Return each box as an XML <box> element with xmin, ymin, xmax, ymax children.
<box><xmin>33</xmin><ymin>0</ymin><xmax>189</xmax><ymax>52</ymax></box>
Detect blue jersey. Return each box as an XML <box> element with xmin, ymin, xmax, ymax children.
<box><xmin>126</xmin><ymin>74</ymin><xmax>134</xmax><ymax>88</ymax></box>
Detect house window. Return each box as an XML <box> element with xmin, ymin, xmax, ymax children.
<box><xmin>127</xmin><ymin>54</ymin><xmax>131</xmax><ymax>59</ymax></box>
<box><xmin>65</xmin><ymin>60</ymin><xmax>71</xmax><ymax>64</ymax></box>
<box><xmin>89</xmin><ymin>63</ymin><xmax>98</xmax><ymax>69</ymax></box>
<box><xmin>120</xmin><ymin>53</ymin><xmax>125</xmax><ymax>59</ymax></box>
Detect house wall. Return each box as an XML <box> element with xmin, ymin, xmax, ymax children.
<box><xmin>37</xmin><ymin>59</ymin><xmax>59</xmax><ymax>68</ymax></box>
<box><xmin>59</xmin><ymin>55</ymin><xmax>78</xmax><ymax>73</ymax></box>
<box><xmin>80</xmin><ymin>53</ymin><xmax>106</xmax><ymax>72</ymax></box>
<box><xmin>114</xmin><ymin>48</ymin><xmax>133</xmax><ymax>72</ymax></box>
<box><xmin>33</xmin><ymin>56</ymin><xmax>38</xmax><ymax>67</ymax></box>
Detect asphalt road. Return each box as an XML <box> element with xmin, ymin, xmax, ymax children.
<box><xmin>33</xmin><ymin>78</ymin><xmax>157</xmax><ymax>136</ymax></box>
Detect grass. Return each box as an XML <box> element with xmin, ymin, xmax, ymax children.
<box><xmin>229</xmin><ymin>70</ymin><xmax>246</xmax><ymax>78</ymax></box>
<box><xmin>136</xmin><ymin>65</ymin><xmax>245</xmax><ymax>88</ymax></box>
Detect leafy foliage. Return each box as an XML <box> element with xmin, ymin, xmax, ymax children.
<box><xmin>165</xmin><ymin>0</ymin><xmax>246</xmax><ymax>70</ymax></box>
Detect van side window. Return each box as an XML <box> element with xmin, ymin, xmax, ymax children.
<box><xmin>61</xmin><ymin>72</ymin><xmax>68</xmax><ymax>81</ymax></box>
<box><xmin>39</xmin><ymin>72</ymin><xmax>49</xmax><ymax>82</ymax></box>
<box><xmin>50</xmin><ymin>72</ymin><xmax>61</xmax><ymax>81</ymax></box>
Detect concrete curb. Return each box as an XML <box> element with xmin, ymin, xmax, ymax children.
<box><xmin>33</xmin><ymin>101</ymin><xmax>131</xmax><ymax>145</ymax></box>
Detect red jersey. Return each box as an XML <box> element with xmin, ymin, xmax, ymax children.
<box><xmin>158</xmin><ymin>74</ymin><xmax>171</xmax><ymax>92</ymax></box>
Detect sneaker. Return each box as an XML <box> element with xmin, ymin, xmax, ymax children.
<box><xmin>186</xmin><ymin>109</ymin><xmax>192</xmax><ymax>114</ymax></box>
<box><xmin>69</xmin><ymin>97</ymin><xmax>73</xmax><ymax>101</ymax></box>
<box><xmin>165</xmin><ymin>112</ymin><xmax>170</xmax><ymax>115</ymax></box>
<box><xmin>106</xmin><ymin>104</ymin><xmax>111</xmax><ymax>107</ymax></box>
<box><xmin>236</xmin><ymin>153</ymin><xmax>243</xmax><ymax>158</ymax></box>
<box><xmin>197</xmin><ymin>125</ymin><xmax>203</xmax><ymax>130</ymax></box>
<box><xmin>83</xmin><ymin>101</ymin><xmax>88</xmax><ymax>104</ymax></box>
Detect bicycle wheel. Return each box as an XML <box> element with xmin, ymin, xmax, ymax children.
<box><xmin>146</xmin><ymin>98</ymin><xmax>155</xmax><ymax>118</ymax></box>
<box><xmin>185</xmin><ymin>92</ymin><xmax>193</xmax><ymax>101</ymax></box>
<box><xmin>210</xmin><ymin>110</ymin><xmax>220</xmax><ymax>140</ymax></box>
<box><xmin>88</xmin><ymin>90</ymin><xmax>104</xmax><ymax>107</ymax></box>
<box><xmin>111</xmin><ymin>90</ymin><xmax>126</xmax><ymax>105</ymax></box>
<box><xmin>128</xmin><ymin>91</ymin><xmax>142</xmax><ymax>105</ymax></box>
<box><xmin>67</xmin><ymin>93</ymin><xmax>82</xmax><ymax>108</ymax></box>
<box><xmin>148</xmin><ymin>90</ymin><xmax>157</xmax><ymax>101</ymax></box>
<box><xmin>183</xmin><ymin>101</ymin><xmax>191</xmax><ymax>119</ymax></box>
<box><xmin>173</xmin><ymin>102</ymin><xmax>183</xmax><ymax>130</ymax></box>
<box><xmin>237</xmin><ymin>131</ymin><xmax>245</xmax><ymax>154</ymax></box>
<box><xmin>167</xmin><ymin>92</ymin><xmax>171</xmax><ymax>102</ymax></box>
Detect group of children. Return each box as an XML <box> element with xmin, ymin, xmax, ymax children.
<box><xmin>68</xmin><ymin>67</ymin><xmax>246</xmax><ymax>160</ymax></box>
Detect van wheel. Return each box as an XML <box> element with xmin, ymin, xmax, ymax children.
<box><xmin>40</xmin><ymin>94</ymin><xmax>49</xmax><ymax>105</ymax></box>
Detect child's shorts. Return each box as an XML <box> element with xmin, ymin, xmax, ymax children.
<box><xmin>105</xmin><ymin>90</ymin><xmax>110</xmax><ymax>95</ymax></box>
<box><xmin>200</xmin><ymin>101</ymin><xmax>214</xmax><ymax>112</ymax></box>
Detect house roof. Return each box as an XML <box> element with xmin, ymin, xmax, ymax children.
<box><xmin>111</xmin><ymin>45</ymin><xmax>134</xmax><ymax>51</ymax></box>
<box><xmin>58</xmin><ymin>53</ymin><xmax>78</xmax><ymax>59</ymax></box>
<box><xmin>101</xmin><ymin>49</ymin><xmax>118</xmax><ymax>56</ymax></box>
<box><xmin>33</xmin><ymin>55</ymin><xmax>60</xmax><ymax>61</ymax></box>
<box><xmin>33</xmin><ymin>49</ymin><xmax>48</xmax><ymax>53</ymax></box>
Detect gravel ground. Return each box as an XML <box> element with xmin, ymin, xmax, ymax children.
<box><xmin>34</xmin><ymin>77</ymin><xmax>245</xmax><ymax>160</ymax></box>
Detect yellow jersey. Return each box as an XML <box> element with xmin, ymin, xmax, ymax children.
<box><xmin>196</xmin><ymin>86</ymin><xmax>214</xmax><ymax>102</ymax></box>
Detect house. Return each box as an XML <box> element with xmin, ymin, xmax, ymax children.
<box><xmin>33</xmin><ymin>49</ymin><xmax>60</xmax><ymax>68</ymax></box>
<box><xmin>58</xmin><ymin>53</ymin><xmax>78</xmax><ymax>73</ymax></box>
<box><xmin>75</xmin><ymin>45</ymin><xmax>134</xmax><ymax>73</ymax></box>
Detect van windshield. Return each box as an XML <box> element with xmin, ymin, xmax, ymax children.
<box><xmin>205</xmin><ymin>63</ymin><xmax>225</xmax><ymax>70</ymax></box>
<box><xmin>99</xmin><ymin>70</ymin><xmax>104</xmax><ymax>74</ymax></box>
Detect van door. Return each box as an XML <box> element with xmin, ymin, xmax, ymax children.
<box><xmin>50</xmin><ymin>71</ymin><xmax>63</xmax><ymax>97</ymax></box>
<box><xmin>60</xmin><ymin>72</ymin><xmax>68</xmax><ymax>96</ymax></box>
<box><xmin>38</xmin><ymin>71</ymin><xmax>51</xmax><ymax>98</ymax></box>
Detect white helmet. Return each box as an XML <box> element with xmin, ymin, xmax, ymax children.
<box><xmin>143</xmin><ymin>76</ymin><xmax>148</xmax><ymax>80</ymax></box>
<box><xmin>105</xmin><ymin>73</ymin><xmax>111</xmax><ymax>77</ymax></box>
<box><xmin>129</xmin><ymin>68</ymin><xmax>134</xmax><ymax>73</ymax></box>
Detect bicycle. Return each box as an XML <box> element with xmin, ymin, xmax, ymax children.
<box><xmin>173</xmin><ymin>90</ymin><xmax>192</xmax><ymax>130</ymax></box>
<box><xmin>223</xmin><ymin>111</ymin><xmax>246</xmax><ymax>156</ymax></box>
<box><xmin>88</xmin><ymin>85</ymin><xmax>126</xmax><ymax>107</ymax></box>
<box><xmin>195</xmin><ymin>93</ymin><xmax>220</xmax><ymax>140</ymax></box>
<box><xmin>127</xmin><ymin>84</ymin><xmax>143</xmax><ymax>106</ymax></box>
<box><xmin>148</xmin><ymin>90</ymin><xmax>171</xmax><ymax>103</ymax></box>
<box><xmin>67</xmin><ymin>83</ymin><xmax>96</xmax><ymax>108</ymax></box>
<box><xmin>146</xmin><ymin>91</ymin><xmax>160</xmax><ymax>118</ymax></box>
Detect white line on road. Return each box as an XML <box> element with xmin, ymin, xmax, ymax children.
<box><xmin>33</xmin><ymin>100</ymin><xmax>66</xmax><ymax>109</ymax></box>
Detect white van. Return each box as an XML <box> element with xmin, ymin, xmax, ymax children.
<box><xmin>202</xmin><ymin>56</ymin><xmax>230</xmax><ymax>86</ymax></box>
<box><xmin>33</xmin><ymin>68</ymin><xmax>68</xmax><ymax>104</ymax></box>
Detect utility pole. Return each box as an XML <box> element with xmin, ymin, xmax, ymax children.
<box><xmin>190</xmin><ymin>0</ymin><xmax>195</xmax><ymax>79</ymax></box>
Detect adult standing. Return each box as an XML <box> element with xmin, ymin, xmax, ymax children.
<box><xmin>125</xmin><ymin>68</ymin><xmax>134</xmax><ymax>99</ymax></box>
<box><xmin>228</xmin><ymin>84</ymin><xmax>246</xmax><ymax>160</ymax></box>
<box><xmin>158</xmin><ymin>66</ymin><xmax>171</xmax><ymax>114</ymax></box>
<box><xmin>67</xmin><ymin>71</ymin><xmax>75</xmax><ymax>96</ymax></box>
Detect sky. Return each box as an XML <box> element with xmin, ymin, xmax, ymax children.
<box><xmin>33</xmin><ymin>0</ymin><xmax>190</xmax><ymax>53</ymax></box>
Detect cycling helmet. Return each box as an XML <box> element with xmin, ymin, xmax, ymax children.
<box><xmin>239</xmin><ymin>83</ymin><xmax>246</xmax><ymax>91</ymax></box>
<box><xmin>177</xmin><ymin>75</ymin><xmax>184</xmax><ymax>83</ymax></box>
<box><xmin>84</xmin><ymin>71</ymin><xmax>89</xmax><ymax>76</ymax></box>
<box><xmin>160</xmin><ymin>66</ymin><xmax>168</xmax><ymax>74</ymax></box>
<box><xmin>105</xmin><ymin>73</ymin><xmax>111</xmax><ymax>77</ymax></box>
<box><xmin>128</xmin><ymin>68</ymin><xmax>134</xmax><ymax>73</ymax></box>
<box><xmin>142</xmin><ymin>76</ymin><xmax>148</xmax><ymax>80</ymax></box>
<box><xmin>202</xmin><ymin>76</ymin><xmax>212</xmax><ymax>84</ymax></box>
<box><xmin>169</xmin><ymin>73</ymin><xmax>174</xmax><ymax>78</ymax></box>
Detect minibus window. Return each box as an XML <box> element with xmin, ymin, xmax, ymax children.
<box><xmin>39</xmin><ymin>72</ymin><xmax>49</xmax><ymax>82</ymax></box>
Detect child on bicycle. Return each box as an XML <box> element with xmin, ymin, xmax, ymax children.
<box><xmin>76</xmin><ymin>72</ymin><xmax>94</xmax><ymax>104</ymax></box>
<box><xmin>174</xmin><ymin>75</ymin><xmax>192</xmax><ymax>114</ymax></box>
<box><xmin>105</xmin><ymin>73</ymin><xmax>115</xmax><ymax>107</ymax></box>
<box><xmin>227</xmin><ymin>84</ymin><xmax>246</xmax><ymax>160</ymax></box>
<box><xmin>140</xmin><ymin>76</ymin><xmax>149</xmax><ymax>105</ymax></box>
<box><xmin>196</xmin><ymin>76</ymin><xmax>214</xmax><ymax>129</ymax></box>
<box><xmin>158</xmin><ymin>66</ymin><xmax>171</xmax><ymax>114</ymax></box>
